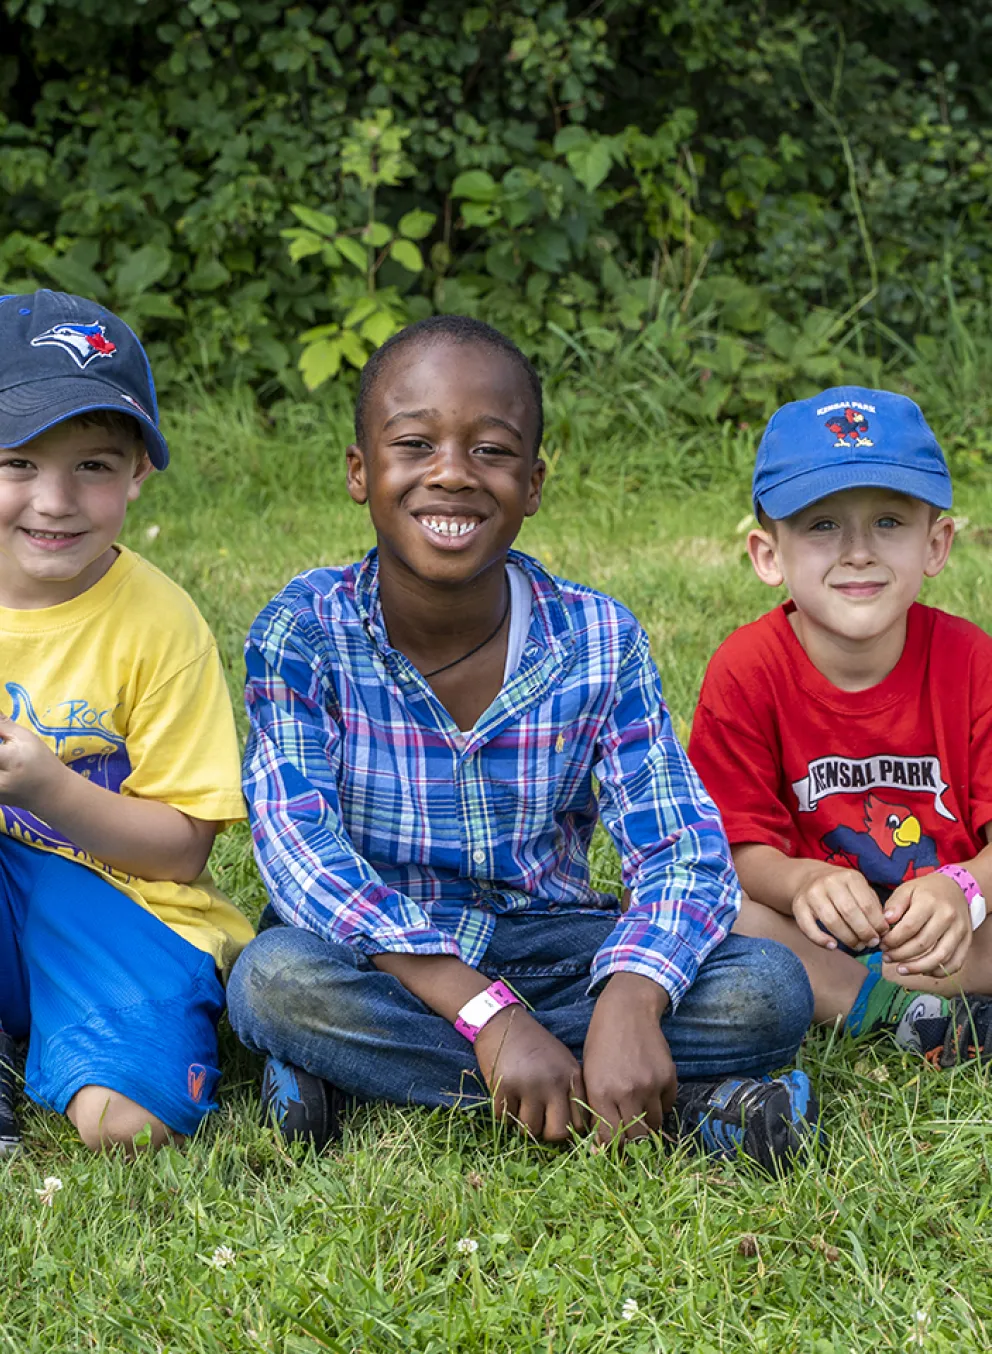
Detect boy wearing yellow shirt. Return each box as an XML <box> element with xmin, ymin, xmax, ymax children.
<box><xmin>0</xmin><ymin>290</ymin><xmax>252</xmax><ymax>1154</ymax></box>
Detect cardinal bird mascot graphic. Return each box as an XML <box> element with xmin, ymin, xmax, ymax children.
<box><xmin>821</xmin><ymin>795</ymin><xmax>938</xmax><ymax>887</ymax></box>
<box><xmin>825</xmin><ymin>407</ymin><xmax>874</xmax><ymax>448</ymax></box>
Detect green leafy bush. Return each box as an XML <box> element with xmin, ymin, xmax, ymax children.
<box><xmin>3</xmin><ymin>0</ymin><xmax>992</xmax><ymax>426</ymax></box>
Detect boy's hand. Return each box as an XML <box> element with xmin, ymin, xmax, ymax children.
<box><xmin>582</xmin><ymin>972</ymin><xmax>676</xmax><ymax>1146</ymax></box>
<box><xmin>0</xmin><ymin>714</ymin><xmax>67</xmax><ymax>814</ymax></box>
<box><xmin>880</xmin><ymin>873</ymin><xmax>972</xmax><ymax>976</ymax></box>
<box><xmin>474</xmin><ymin>1007</ymin><xmax>587</xmax><ymax>1143</ymax></box>
<box><xmin>792</xmin><ymin>863</ymin><xmax>888</xmax><ymax>951</ymax></box>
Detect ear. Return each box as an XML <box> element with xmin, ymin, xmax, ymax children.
<box><xmin>746</xmin><ymin>526</ymin><xmax>785</xmax><ymax>588</ymax></box>
<box><xmin>346</xmin><ymin>443</ymin><xmax>369</xmax><ymax>505</ymax></box>
<box><xmin>126</xmin><ymin>451</ymin><xmax>155</xmax><ymax>503</ymax></box>
<box><xmin>923</xmin><ymin>514</ymin><xmax>955</xmax><ymax>578</ymax></box>
<box><xmin>523</xmin><ymin>455</ymin><xmax>546</xmax><ymax>518</ymax></box>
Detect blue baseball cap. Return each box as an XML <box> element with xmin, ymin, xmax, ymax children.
<box><xmin>0</xmin><ymin>290</ymin><xmax>169</xmax><ymax>469</ymax></box>
<box><xmin>752</xmin><ymin>385</ymin><xmax>951</xmax><ymax>519</ymax></box>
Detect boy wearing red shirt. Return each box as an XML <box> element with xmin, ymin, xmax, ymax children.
<box><xmin>689</xmin><ymin>386</ymin><xmax>992</xmax><ymax>1065</ymax></box>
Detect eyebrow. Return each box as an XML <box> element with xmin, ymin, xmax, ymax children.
<box><xmin>382</xmin><ymin>408</ymin><xmax>440</xmax><ymax>429</ymax></box>
<box><xmin>74</xmin><ymin>444</ymin><xmax>129</xmax><ymax>458</ymax></box>
<box><xmin>1</xmin><ymin>443</ymin><xmax>131</xmax><ymax>461</ymax></box>
<box><xmin>382</xmin><ymin>408</ymin><xmax>523</xmax><ymax>441</ymax></box>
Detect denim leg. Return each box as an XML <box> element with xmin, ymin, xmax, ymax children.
<box><xmin>227</xmin><ymin>916</ymin><xmax>813</xmax><ymax>1108</ymax></box>
<box><xmin>227</xmin><ymin>925</ymin><xmax>488</xmax><ymax>1109</ymax></box>
<box><xmin>658</xmin><ymin>934</ymin><xmax>813</xmax><ymax>1078</ymax></box>
<box><xmin>481</xmin><ymin>921</ymin><xmax>813</xmax><ymax>1080</ymax></box>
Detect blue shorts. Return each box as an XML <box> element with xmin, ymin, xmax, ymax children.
<box><xmin>0</xmin><ymin>835</ymin><xmax>225</xmax><ymax>1136</ymax></box>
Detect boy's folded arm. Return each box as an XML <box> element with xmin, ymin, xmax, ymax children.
<box><xmin>245</xmin><ymin>719</ymin><xmax>463</xmax><ymax>958</ymax></box>
<box><xmin>372</xmin><ymin>952</ymin><xmax>491</xmax><ymax>1019</ymax></box>
<box><xmin>589</xmin><ymin>628</ymin><xmax>741</xmax><ymax>1010</ymax></box>
<box><xmin>733</xmin><ymin>842</ymin><xmax>838</xmax><ymax>915</ymax></box>
<box><xmin>44</xmin><ymin>771</ymin><xmax>217</xmax><ymax>882</ymax></box>
<box><xmin>734</xmin><ymin>841</ymin><xmax>888</xmax><ymax>951</ymax></box>
<box><xmin>879</xmin><ymin>829</ymin><xmax>992</xmax><ymax>973</ymax></box>
<box><xmin>0</xmin><ymin>712</ymin><xmax>216</xmax><ymax>882</ymax></box>
<box><xmin>243</xmin><ymin>618</ymin><xmax>462</xmax><ymax>959</ymax></box>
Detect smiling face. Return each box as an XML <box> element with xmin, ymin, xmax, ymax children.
<box><xmin>346</xmin><ymin>339</ymin><xmax>545</xmax><ymax>589</ymax></box>
<box><xmin>748</xmin><ymin>486</ymin><xmax>954</xmax><ymax>657</ymax></box>
<box><xmin>0</xmin><ymin>420</ymin><xmax>152</xmax><ymax>608</ymax></box>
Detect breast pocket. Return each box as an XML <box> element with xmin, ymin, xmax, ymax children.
<box><xmin>482</xmin><ymin>715</ymin><xmax>597</xmax><ymax>841</ymax></box>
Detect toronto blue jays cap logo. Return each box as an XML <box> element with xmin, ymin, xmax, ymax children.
<box><xmin>0</xmin><ymin>290</ymin><xmax>170</xmax><ymax>468</ymax></box>
<box><xmin>30</xmin><ymin>320</ymin><xmax>118</xmax><ymax>369</ymax></box>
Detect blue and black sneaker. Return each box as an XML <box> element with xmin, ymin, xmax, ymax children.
<box><xmin>667</xmin><ymin>1068</ymin><xmax>819</xmax><ymax>1174</ymax></box>
<box><xmin>260</xmin><ymin>1056</ymin><xmax>347</xmax><ymax>1151</ymax></box>
<box><xmin>0</xmin><ymin>1031</ymin><xmax>21</xmax><ymax>1155</ymax></box>
<box><xmin>919</xmin><ymin>994</ymin><xmax>992</xmax><ymax>1068</ymax></box>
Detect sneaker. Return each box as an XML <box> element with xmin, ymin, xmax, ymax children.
<box><xmin>913</xmin><ymin>994</ymin><xmax>992</xmax><ymax>1068</ymax></box>
<box><xmin>0</xmin><ymin>1031</ymin><xmax>21</xmax><ymax>1155</ymax></box>
<box><xmin>892</xmin><ymin>992</ymin><xmax>953</xmax><ymax>1054</ymax></box>
<box><xmin>667</xmin><ymin>1068</ymin><xmax>819</xmax><ymax>1174</ymax></box>
<box><xmin>260</xmin><ymin>1056</ymin><xmax>346</xmax><ymax>1150</ymax></box>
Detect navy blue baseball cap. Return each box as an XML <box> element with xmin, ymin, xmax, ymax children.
<box><xmin>0</xmin><ymin>290</ymin><xmax>169</xmax><ymax>469</ymax></box>
<box><xmin>752</xmin><ymin>385</ymin><xmax>951</xmax><ymax>519</ymax></box>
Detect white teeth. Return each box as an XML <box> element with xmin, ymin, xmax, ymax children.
<box><xmin>422</xmin><ymin>517</ymin><xmax>479</xmax><ymax>539</ymax></box>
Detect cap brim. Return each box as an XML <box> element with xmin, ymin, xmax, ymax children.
<box><xmin>755</xmin><ymin>461</ymin><xmax>952</xmax><ymax>518</ymax></box>
<box><xmin>0</xmin><ymin>376</ymin><xmax>169</xmax><ymax>469</ymax></box>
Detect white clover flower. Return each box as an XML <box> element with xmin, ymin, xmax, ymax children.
<box><xmin>144</xmin><ymin>524</ymin><xmax>161</xmax><ymax>541</ymax></box>
<box><xmin>35</xmin><ymin>1177</ymin><xmax>63</xmax><ymax>1207</ymax></box>
<box><xmin>209</xmin><ymin>1245</ymin><xmax>236</xmax><ymax>1268</ymax></box>
<box><xmin>455</xmin><ymin>1237</ymin><xmax>479</xmax><ymax>1255</ymax></box>
<box><xmin>621</xmin><ymin>1298</ymin><xmax>639</xmax><ymax>1321</ymax></box>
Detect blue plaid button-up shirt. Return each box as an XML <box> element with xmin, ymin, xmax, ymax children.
<box><xmin>243</xmin><ymin>549</ymin><xmax>741</xmax><ymax>1007</ymax></box>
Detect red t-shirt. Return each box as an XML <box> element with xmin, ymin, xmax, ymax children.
<box><xmin>688</xmin><ymin>602</ymin><xmax>992</xmax><ymax>890</ymax></box>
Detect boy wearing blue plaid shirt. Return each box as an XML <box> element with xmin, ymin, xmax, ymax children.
<box><xmin>228</xmin><ymin>316</ymin><xmax>817</xmax><ymax>1171</ymax></box>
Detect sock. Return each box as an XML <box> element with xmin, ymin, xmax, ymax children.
<box><xmin>855</xmin><ymin>948</ymin><xmax>884</xmax><ymax>975</ymax></box>
<box><xmin>846</xmin><ymin>972</ymin><xmax>951</xmax><ymax>1050</ymax></box>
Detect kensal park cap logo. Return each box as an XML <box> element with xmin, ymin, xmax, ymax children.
<box><xmin>30</xmin><ymin>320</ymin><xmax>118</xmax><ymax>369</ymax></box>
<box><xmin>752</xmin><ymin>386</ymin><xmax>953</xmax><ymax>518</ymax></box>
<box><xmin>820</xmin><ymin>399</ymin><xmax>874</xmax><ymax>449</ymax></box>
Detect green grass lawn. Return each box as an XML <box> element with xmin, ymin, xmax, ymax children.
<box><xmin>4</xmin><ymin>396</ymin><xmax>992</xmax><ymax>1352</ymax></box>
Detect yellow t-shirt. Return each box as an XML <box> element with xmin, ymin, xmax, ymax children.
<box><xmin>0</xmin><ymin>546</ymin><xmax>253</xmax><ymax>975</ymax></box>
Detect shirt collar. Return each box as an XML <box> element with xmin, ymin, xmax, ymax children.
<box><xmin>351</xmin><ymin>547</ymin><xmax>574</xmax><ymax>661</ymax></box>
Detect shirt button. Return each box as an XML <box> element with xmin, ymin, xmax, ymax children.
<box><xmin>472</xmin><ymin>848</ymin><xmax>486</xmax><ymax>865</ymax></box>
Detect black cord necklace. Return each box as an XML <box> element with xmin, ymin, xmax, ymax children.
<box><xmin>423</xmin><ymin>583</ymin><xmax>511</xmax><ymax>679</ymax></box>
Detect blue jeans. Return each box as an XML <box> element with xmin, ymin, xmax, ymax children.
<box><xmin>227</xmin><ymin>911</ymin><xmax>814</xmax><ymax>1108</ymax></box>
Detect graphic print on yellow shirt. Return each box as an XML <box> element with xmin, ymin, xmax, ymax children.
<box><xmin>2</xmin><ymin>681</ymin><xmax>132</xmax><ymax>848</ymax></box>
<box><xmin>0</xmin><ymin>546</ymin><xmax>253</xmax><ymax>975</ymax></box>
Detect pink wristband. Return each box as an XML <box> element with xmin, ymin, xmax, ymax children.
<box><xmin>454</xmin><ymin>980</ymin><xmax>521</xmax><ymax>1043</ymax></box>
<box><xmin>937</xmin><ymin>864</ymin><xmax>987</xmax><ymax>930</ymax></box>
